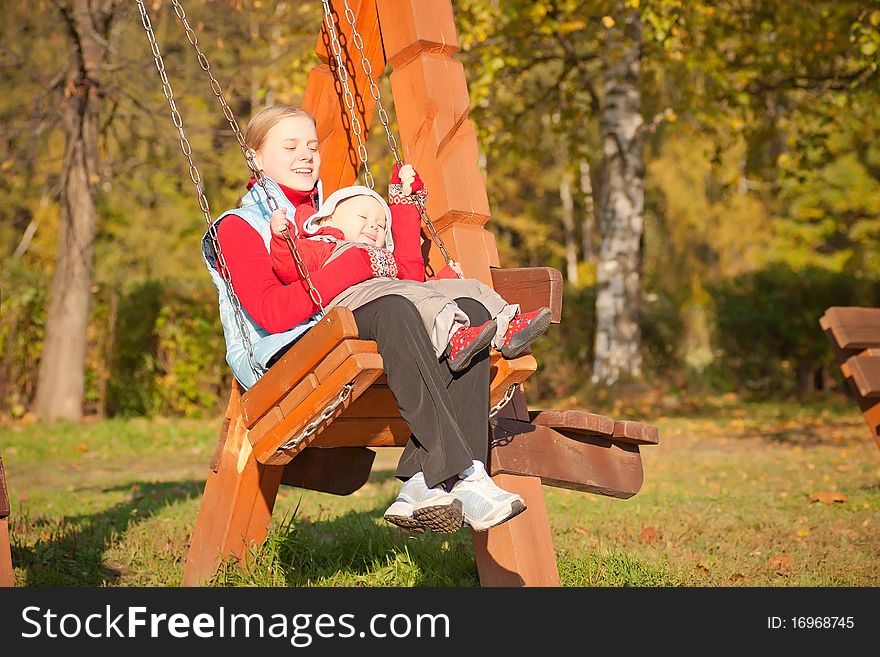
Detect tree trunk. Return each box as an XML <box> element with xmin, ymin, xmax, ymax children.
<box><xmin>33</xmin><ymin>0</ymin><xmax>116</xmax><ymax>421</ymax></box>
<box><xmin>579</xmin><ymin>159</ymin><xmax>595</xmax><ymax>263</ymax></box>
<box><xmin>559</xmin><ymin>170</ymin><xmax>579</xmax><ymax>285</ymax></box>
<box><xmin>592</xmin><ymin>5</ymin><xmax>644</xmax><ymax>386</ymax></box>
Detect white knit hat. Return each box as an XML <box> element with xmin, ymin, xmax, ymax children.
<box><xmin>302</xmin><ymin>185</ymin><xmax>394</xmax><ymax>251</ymax></box>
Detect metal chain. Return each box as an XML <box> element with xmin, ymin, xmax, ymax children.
<box><xmin>169</xmin><ymin>0</ymin><xmax>325</xmax><ymax>313</ymax></box>
<box><xmin>488</xmin><ymin>383</ymin><xmax>518</xmax><ymax>418</ymax></box>
<box><xmin>320</xmin><ymin>0</ymin><xmax>374</xmax><ymax>189</ymax></box>
<box><xmin>338</xmin><ymin>0</ymin><xmax>459</xmax><ymax>274</ymax></box>
<box><xmin>277</xmin><ymin>383</ymin><xmax>355</xmax><ymax>452</ymax></box>
<box><xmin>134</xmin><ymin>0</ymin><xmax>261</xmax><ymax>380</ymax></box>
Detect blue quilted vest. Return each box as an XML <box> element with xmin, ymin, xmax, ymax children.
<box><xmin>202</xmin><ymin>177</ymin><xmax>323</xmax><ymax>390</ymax></box>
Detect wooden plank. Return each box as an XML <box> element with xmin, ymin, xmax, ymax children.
<box><xmin>489</xmin><ymin>418</ymin><xmax>645</xmax><ymax>498</ymax></box>
<box><xmin>311</xmin><ymin>418</ymin><xmax>412</xmax><ymax>447</ymax></box>
<box><xmin>844</xmin><ymin>353</ymin><xmax>880</xmax><ymax>398</ymax></box>
<box><xmin>313</xmin><ymin>340</ymin><xmax>378</xmax><ymax>382</ymax></box>
<box><xmin>0</xmin><ymin>519</ymin><xmax>12</xmax><ymax>587</ymax></box>
<box><xmin>489</xmin><ymin>354</ymin><xmax>537</xmax><ymax>410</ymax></box>
<box><xmin>209</xmin><ymin>382</ymin><xmax>240</xmax><ymax>473</ymax></box>
<box><xmin>305</xmin><ymin>0</ymin><xmax>386</xmax><ymax>195</ymax></box>
<box><xmin>239</xmin><ymin>307</ymin><xmax>360</xmax><ymax>429</ymax></box>
<box><xmin>335</xmin><ymin>385</ymin><xmax>400</xmax><ymax>419</ymax></box>
<box><xmin>529</xmin><ymin>409</ymin><xmax>615</xmax><ymax>437</ymax></box>
<box><xmin>248</xmin><ymin>374</ymin><xmax>320</xmax><ymax>446</ymax></box>
<box><xmin>491</xmin><ymin>267</ymin><xmax>564</xmax><ymax>324</ymax></box>
<box><xmin>0</xmin><ymin>453</ymin><xmax>9</xmax><ymax>519</ymax></box>
<box><xmin>182</xmin><ymin>399</ymin><xmax>285</xmax><ymax>586</ymax></box>
<box><xmin>252</xmin><ymin>352</ymin><xmax>385</xmax><ymax>466</ymax></box>
<box><xmin>471</xmin><ymin>474</ymin><xmax>560</xmax><ymax>587</ymax></box>
<box><xmin>280</xmin><ymin>447</ymin><xmax>376</xmax><ymax>495</ymax></box>
<box><xmin>822</xmin><ymin>306</ymin><xmax>880</xmax><ymax>350</ymax></box>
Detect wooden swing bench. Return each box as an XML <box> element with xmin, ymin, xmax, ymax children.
<box><xmin>0</xmin><ymin>452</ymin><xmax>12</xmax><ymax>587</ymax></box>
<box><xmin>159</xmin><ymin>0</ymin><xmax>661</xmax><ymax>587</ymax></box>
<box><xmin>820</xmin><ymin>306</ymin><xmax>880</xmax><ymax>451</ymax></box>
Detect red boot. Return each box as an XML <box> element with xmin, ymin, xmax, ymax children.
<box><xmin>499</xmin><ymin>307</ymin><xmax>552</xmax><ymax>359</ymax></box>
<box><xmin>445</xmin><ymin>320</ymin><xmax>497</xmax><ymax>372</ymax></box>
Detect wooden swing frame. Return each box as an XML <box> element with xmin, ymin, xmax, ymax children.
<box><xmin>181</xmin><ymin>0</ymin><xmax>659</xmax><ymax>587</ymax></box>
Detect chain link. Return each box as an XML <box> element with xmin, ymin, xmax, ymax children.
<box><xmin>320</xmin><ymin>0</ymin><xmax>374</xmax><ymax>189</ymax></box>
<box><xmin>134</xmin><ymin>0</ymin><xmax>261</xmax><ymax>380</ymax></box>
<box><xmin>337</xmin><ymin>0</ymin><xmax>459</xmax><ymax>275</ymax></box>
<box><xmin>277</xmin><ymin>383</ymin><xmax>355</xmax><ymax>452</ymax></box>
<box><xmin>488</xmin><ymin>383</ymin><xmax>518</xmax><ymax>418</ymax></box>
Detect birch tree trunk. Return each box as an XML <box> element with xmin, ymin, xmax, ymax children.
<box><xmin>592</xmin><ymin>5</ymin><xmax>644</xmax><ymax>385</ymax></box>
<box><xmin>579</xmin><ymin>159</ymin><xmax>595</xmax><ymax>263</ymax></box>
<box><xmin>33</xmin><ymin>0</ymin><xmax>118</xmax><ymax>420</ymax></box>
<box><xmin>559</xmin><ymin>170</ymin><xmax>579</xmax><ymax>284</ymax></box>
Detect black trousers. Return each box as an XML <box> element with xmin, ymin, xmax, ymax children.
<box><xmin>352</xmin><ymin>295</ymin><xmax>491</xmax><ymax>488</ymax></box>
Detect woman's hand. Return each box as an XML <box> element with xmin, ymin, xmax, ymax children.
<box><xmin>269</xmin><ymin>207</ymin><xmax>289</xmax><ymax>236</ymax></box>
<box><xmin>448</xmin><ymin>260</ymin><xmax>464</xmax><ymax>277</ymax></box>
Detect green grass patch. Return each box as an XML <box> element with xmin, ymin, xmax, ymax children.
<box><xmin>2</xmin><ymin>396</ymin><xmax>878</xmax><ymax>587</ymax></box>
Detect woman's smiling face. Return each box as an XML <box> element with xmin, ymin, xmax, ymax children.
<box><xmin>254</xmin><ymin>115</ymin><xmax>321</xmax><ymax>192</ymax></box>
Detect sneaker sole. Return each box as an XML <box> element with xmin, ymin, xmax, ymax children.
<box><xmin>383</xmin><ymin>514</ymin><xmax>425</xmax><ymax>533</ymax></box>
<box><xmin>412</xmin><ymin>498</ymin><xmax>464</xmax><ymax>533</ymax></box>
<box><xmin>500</xmin><ymin>309</ymin><xmax>552</xmax><ymax>360</ymax></box>
<box><xmin>465</xmin><ymin>498</ymin><xmax>527</xmax><ymax>532</ymax></box>
<box><xmin>448</xmin><ymin>322</ymin><xmax>497</xmax><ymax>372</ymax></box>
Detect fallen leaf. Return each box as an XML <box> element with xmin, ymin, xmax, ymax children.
<box><xmin>573</xmin><ymin>526</ymin><xmax>588</xmax><ymax>535</ymax></box>
<box><xmin>695</xmin><ymin>564</ymin><xmax>710</xmax><ymax>573</ymax></box>
<box><xmin>639</xmin><ymin>526</ymin><xmax>659</xmax><ymax>543</ymax></box>
<box><xmin>809</xmin><ymin>491</ymin><xmax>848</xmax><ymax>505</ymax></box>
<box><xmin>728</xmin><ymin>573</ymin><xmax>745</xmax><ymax>583</ymax></box>
<box><xmin>767</xmin><ymin>554</ymin><xmax>791</xmax><ymax>572</ymax></box>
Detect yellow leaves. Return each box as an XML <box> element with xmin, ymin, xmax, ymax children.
<box><xmin>601</xmin><ymin>16</ymin><xmax>615</xmax><ymax>29</ymax></box>
<box><xmin>808</xmin><ymin>491</ymin><xmax>848</xmax><ymax>505</ymax></box>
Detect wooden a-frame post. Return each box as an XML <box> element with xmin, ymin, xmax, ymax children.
<box><xmin>304</xmin><ymin>0</ymin><xmax>560</xmax><ymax>585</ymax></box>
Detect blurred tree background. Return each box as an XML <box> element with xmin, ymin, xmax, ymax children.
<box><xmin>1</xmin><ymin>0</ymin><xmax>878</xmax><ymax>420</ymax></box>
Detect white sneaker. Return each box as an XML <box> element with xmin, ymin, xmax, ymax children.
<box><xmin>451</xmin><ymin>460</ymin><xmax>527</xmax><ymax>531</ymax></box>
<box><xmin>383</xmin><ymin>472</ymin><xmax>463</xmax><ymax>534</ymax></box>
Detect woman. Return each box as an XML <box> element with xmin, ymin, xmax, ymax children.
<box><xmin>202</xmin><ymin>105</ymin><xmax>525</xmax><ymax>533</ymax></box>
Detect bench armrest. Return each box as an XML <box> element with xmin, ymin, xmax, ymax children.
<box><xmin>490</xmin><ymin>267</ymin><xmax>563</xmax><ymax>323</ymax></box>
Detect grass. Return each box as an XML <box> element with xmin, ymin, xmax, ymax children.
<box><xmin>2</xmin><ymin>394</ymin><xmax>878</xmax><ymax>587</ymax></box>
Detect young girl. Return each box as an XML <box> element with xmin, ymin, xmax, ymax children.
<box><xmin>267</xmin><ymin>164</ymin><xmax>552</xmax><ymax>372</ymax></box>
<box><xmin>205</xmin><ymin>104</ymin><xmax>529</xmax><ymax>534</ymax></box>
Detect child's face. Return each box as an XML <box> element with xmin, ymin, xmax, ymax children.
<box><xmin>254</xmin><ymin>116</ymin><xmax>321</xmax><ymax>192</ymax></box>
<box><xmin>326</xmin><ymin>196</ymin><xmax>387</xmax><ymax>247</ymax></box>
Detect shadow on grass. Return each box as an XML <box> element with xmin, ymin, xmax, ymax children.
<box><xmin>10</xmin><ymin>479</ymin><xmax>203</xmax><ymax>586</ymax></box>
<box><xmin>217</xmin><ymin>471</ymin><xmax>481</xmax><ymax>587</ymax></box>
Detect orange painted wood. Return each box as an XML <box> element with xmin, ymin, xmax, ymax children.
<box><xmin>252</xmin><ymin>352</ymin><xmax>385</xmax><ymax>466</ymax></box>
<box><xmin>0</xmin><ymin>452</ymin><xmax>11</xmax><ymax>587</ymax></box>
<box><xmin>182</xmin><ymin>391</ymin><xmax>285</xmax><ymax>586</ymax></box>
<box><xmin>313</xmin><ymin>340</ymin><xmax>378</xmax><ymax>381</ymax></box>
<box><xmin>529</xmin><ymin>409</ymin><xmax>615</xmax><ymax>437</ymax></box>
<box><xmin>280</xmin><ymin>447</ymin><xmax>376</xmax><ymax>495</ymax></box>
<box><xmin>248</xmin><ymin>373</ymin><xmax>320</xmax><ymax>446</ymax></box>
<box><xmin>844</xmin><ymin>353</ymin><xmax>880</xmax><ymax>398</ymax></box>
<box><xmin>377</xmin><ymin>0</ymin><xmax>460</xmax><ymax>68</ymax></box>
<box><xmin>0</xmin><ymin>519</ymin><xmax>12</xmax><ymax>587</ymax></box>
<box><xmin>334</xmin><ymin>384</ymin><xmax>399</xmax><ymax>418</ymax></box>
<box><xmin>304</xmin><ymin>0</ymin><xmax>386</xmax><ymax>195</ymax></box>
<box><xmin>471</xmin><ymin>473</ymin><xmax>560</xmax><ymax>587</ymax></box>
<box><xmin>491</xmin><ymin>267</ymin><xmax>564</xmax><ymax>323</ymax></box>
<box><xmin>209</xmin><ymin>381</ymin><xmax>240</xmax><ymax>473</ymax></box>
<box><xmin>489</xmin><ymin>354</ymin><xmax>537</xmax><ymax>409</ymax></box>
<box><xmin>239</xmin><ymin>308</ymin><xmax>359</xmax><ymax>428</ymax></box>
<box><xmin>311</xmin><ymin>418</ymin><xmax>412</xmax><ymax>447</ymax></box>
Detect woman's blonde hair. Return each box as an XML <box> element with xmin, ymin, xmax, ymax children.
<box><xmin>243</xmin><ymin>105</ymin><xmax>317</xmax><ymax>151</ymax></box>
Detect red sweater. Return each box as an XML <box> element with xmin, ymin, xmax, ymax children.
<box><xmin>216</xmin><ymin>182</ymin><xmax>379</xmax><ymax>333</ymax></box>
<box><xmin>269</xmin><ymin>187</ymin><xmax>428</xmax><ymax>284</ymax></box>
